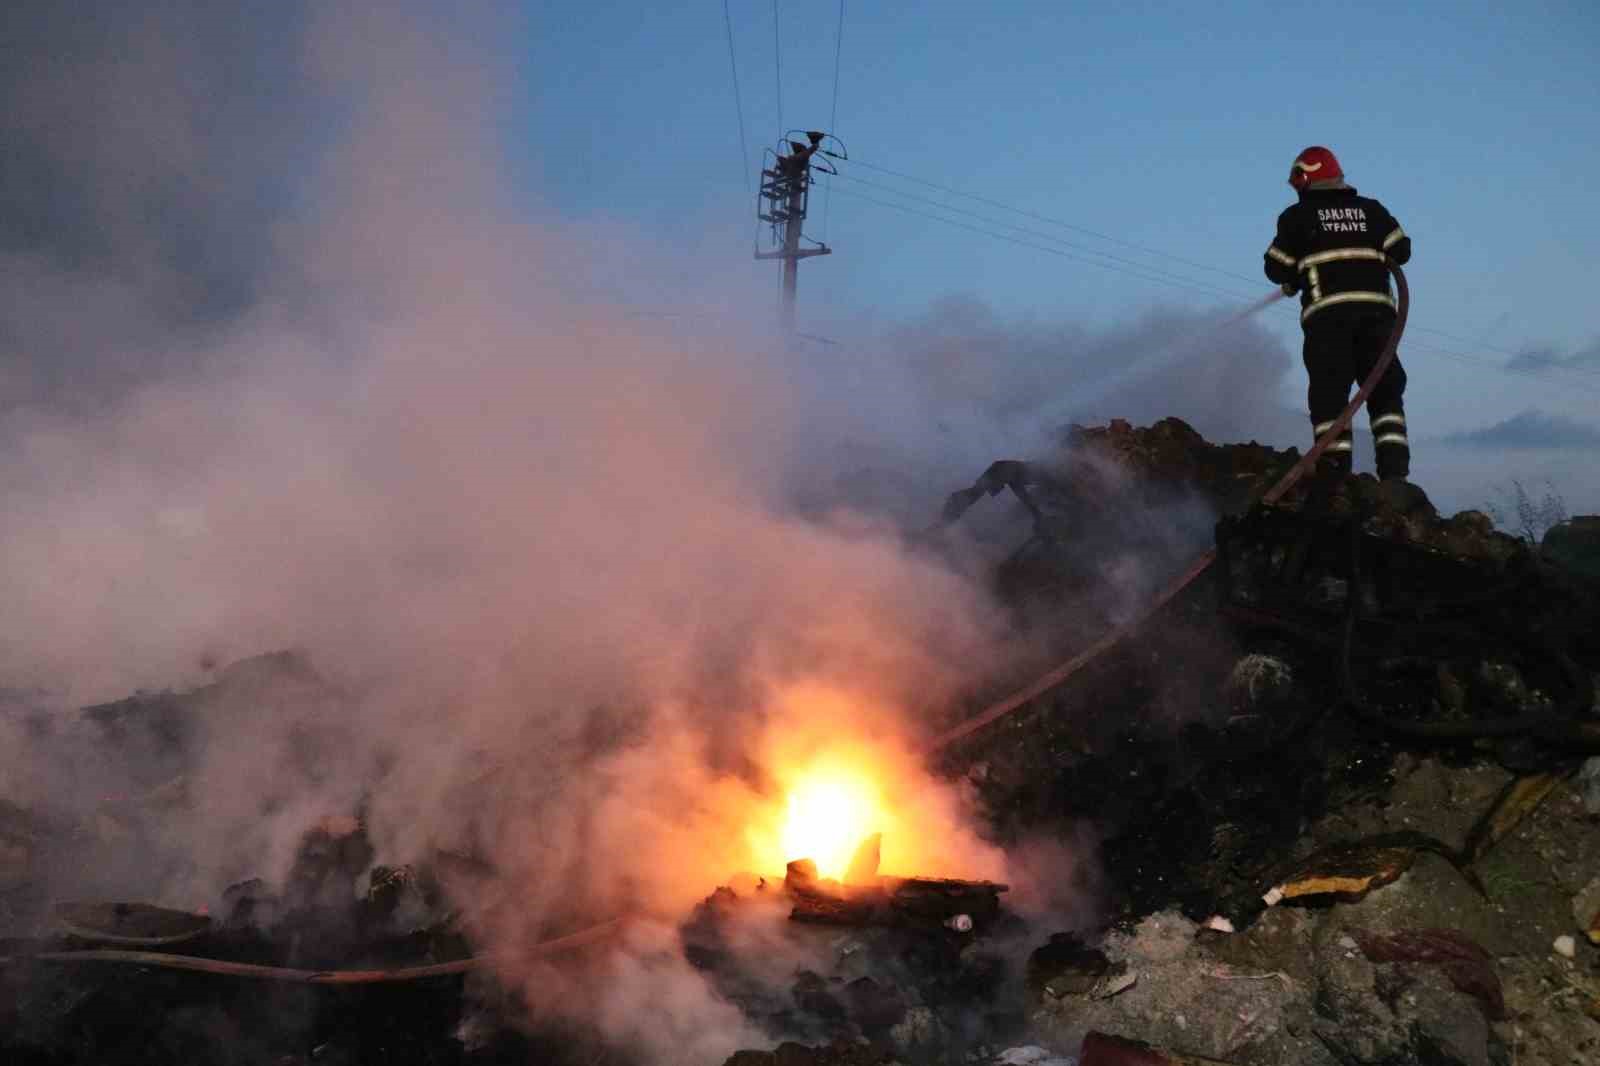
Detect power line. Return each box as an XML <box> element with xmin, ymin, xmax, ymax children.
<box><xmin>1396</xmin><ymin>336</ymin><xmax>1600</xmax><ymax>394</ymax></box>
<box><xmin>1405</xmin><ymin>322</ymin><xmax>1589</xmax><ymax>367</ymax></box>
<box><xmin>846</xmin><ymin>157</ymin><xmax>1600</xmax><ymax>384</ymax></box>
<box><xmin>772</xmin><ymin>0</ymin><xmax>783</xmax><ymax>139</ymax></box>
<box><xmin>836</xmin><ymin>172</ymin><xmax>1258</xmax><ymax>299</ymax></box>
<box><xmin>721</xmin><ymin>0</ymin><xmax>751</xmax><ymax>191</ymax></box>
<box><xmin>830</xmin><ymin>184</ymin><xmax>1252</xmax><ymax>304</ymax></box>
<box><xmin>849</xmin><ymin>157</ymin><xmax>1267</xmax><ymax>290</ymax></box>
<box><xmin>832</xmin><ymin>186</ymin><xmax>1600</xmax><ymax>397</ymax></box>
<box><xmin>829</xmin><ymin>0</ymin><xmax>845</xmax><ymax>131</ymax></box>
<box><xmin>832</xmin><ymin>178</ymin><xmax>1255</xmax><ymax>303</ymax></box>
<box><xmin>821</xmin><ymin>0</ymin><xmax>844</xmax><ymax>242</ymax></box>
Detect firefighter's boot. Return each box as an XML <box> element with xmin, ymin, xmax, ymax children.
<box><xmin>1371</xmin><ymin>411</ymin><xmax>1410</xmax><ymax>482</ymax></box>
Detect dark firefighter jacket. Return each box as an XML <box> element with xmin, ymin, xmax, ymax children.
<box><xmin>1263</xmin><ymin>185</ymin><xmax>1411</xmax><ymax>325</ymax></box>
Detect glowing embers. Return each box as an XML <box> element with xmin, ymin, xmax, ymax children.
<box><xmin>780</xmin><ymin>853</ymin><xmax>1007</xmax><ymax>930</ymax></box>
<box><xmin>778</xmin><ymin>762</ymin><xmax>888</xmax><ymax>882</ymax></box>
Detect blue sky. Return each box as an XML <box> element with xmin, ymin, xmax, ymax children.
<box><xmin>520</xmin><ymin>1</ymin><xmax>1600</xmax><ymax>450</ymax></box>
<box><xmin>5</xmin><ymin>1</ymin><xmax>1592</xmax><ymax>516</ymax></box>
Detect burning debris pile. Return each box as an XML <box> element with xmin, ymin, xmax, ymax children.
<box><xmin>703</xmin><ymin>418</ymin><xmax>1600</xmax><ymax>1065</ymax></box>
<box><xmin>5</xmin><ymin>419</ymin><xmax>1600</xmax><ymax>1066</ymax></box>
<box><xmin>680</xmin><ymin>844</ymin><xmax>1015</xmax><ymax>1060</ymax></box>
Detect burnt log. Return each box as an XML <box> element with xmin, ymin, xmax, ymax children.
<box><xmin>884</xmin><ymin>876</ymin><xmax>1005</xmax><ymax>926</ymax></box>
<box><xmin>780</xmin><ymin>863</ymin><xmax>1007</xmax><ymax>930</ymax></box>
<box><xmin>788</xmin><ymin>893</ymin><xmax>885</xmax><ymax>926</ymax></box>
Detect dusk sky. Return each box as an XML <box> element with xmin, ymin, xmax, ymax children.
<box><xmin>4</xmin><ymin>9</ymin><xmax>1598</xmax><ymax>1059</ymax></box>
<box><xmin>4</xmin><ymin>1</ymin><xmax>1597</xmax><ymax>514</ymax></box>
<box><xmin>522</xmin><ymin>1</ymin><xmax>1600</xmax><ymax>507</ymax></box>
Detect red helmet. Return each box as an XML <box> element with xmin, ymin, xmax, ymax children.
<box><xmin>1288</xmin><ymin>146</ymin><xmax>1343</xmax><ymax>191</ymax></box>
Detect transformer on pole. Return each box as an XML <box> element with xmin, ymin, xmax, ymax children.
<box><xmin>755</xmin><ymin>130</ymin><xmax>846</xmax><ymax>332</ymax></box>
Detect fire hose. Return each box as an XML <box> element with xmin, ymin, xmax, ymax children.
<box><xmin>0</xmin><ymin>277</ymin><xmax>1421</xmax><ymax>991</ymax></box>
<box><xmin>10</xmin><ymin>266</ymin><xmax>1587</xmax><ymax>993</ymax></box>
<box><xmin>926</xmin><ymin>261</ymin><xmax>1595</xmax><ymax>753</ymax></box>
<box><xmin>923</xmin><ymin>266</ymin><xmax>1417</xmax><ymax>755</ymax></box>
<box><xmin>0</xmin><ymin>916</ymin><xmax>627</xmax><ymax>983</ymax></box>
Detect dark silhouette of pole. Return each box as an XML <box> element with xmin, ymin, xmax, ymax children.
<box><xmin>756</xmin><ymin>131</ymin><xmax>833</xmax><ymax>333</ymax></box>
<box><xmin>779</xmin><ymin>167</ymin><xmax>805</xmax><ymax>330</ymax></box>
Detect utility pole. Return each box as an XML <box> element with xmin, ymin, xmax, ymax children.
<box><xmin>755</xmin><ymin>130</ymin><xmax>846</xmax><ymax>333</ymax></box>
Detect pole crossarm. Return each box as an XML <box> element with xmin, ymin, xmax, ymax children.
<box><xmin>753</xmin><ymin>131</ymin><xmax>840</xmax><ymax>331</ymax></box>
<box><xmin>755</xmin><ymin>247</ymin><xmax>830</xmax><ymax>261</ymax></box>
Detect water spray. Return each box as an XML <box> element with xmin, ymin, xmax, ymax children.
<box><xmin>1220</xmin><ymin>287</ymin><xmax>1288</xmax><ymax>326</ymax></box>
<box><xmin>1030</xmin><ymin>287</ymin><xmax>1289</xmax><ymax>434</ymax></box>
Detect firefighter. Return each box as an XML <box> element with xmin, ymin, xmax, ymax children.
<box><xmin>1263</xmin><ymin>146</ymin><xmax>1413</xmax><ymax>483</ymax></box>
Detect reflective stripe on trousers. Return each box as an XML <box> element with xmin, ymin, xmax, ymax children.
<box><xmin>1302</xmin><ymin>291</ymin><xmax>1396</xmax><ymax>322</ymax></box>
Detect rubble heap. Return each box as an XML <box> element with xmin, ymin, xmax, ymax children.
<box><xmin>5</xmin><ymin>419</ymin><xmax>1600</xmax><ymax>1066</ymax></box>
<box><xmin>750</xmin><ymin>418</ymin><xmax>1600</xmax><ymax>1065</ymax></box>
<box><xmin>943</xmin><ymin>417</ymin><xmax>1539</xmax><ymax>566</ymax></box>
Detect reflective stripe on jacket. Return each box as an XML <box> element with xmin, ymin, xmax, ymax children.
<box><xmin>1263</xmin><ymin>185</ymin><xmax>1412</xmax><ymax>324</ymax></box>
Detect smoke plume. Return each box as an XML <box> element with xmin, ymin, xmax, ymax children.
<box><xmin>0</xmin><ymin>4</ymin><xmax>1300</xmax><ymax>1060</ymax></box>
<box><xmin>0</xmin><ymin>4</ymin><xmax>1031</xmax><ymax>1060</ymax></box>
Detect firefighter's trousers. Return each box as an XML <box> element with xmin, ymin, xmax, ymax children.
<box><xmin>1302</xmin><ymin>304</ymin><xmax>1410</xmax><ymax>481</ymax></box>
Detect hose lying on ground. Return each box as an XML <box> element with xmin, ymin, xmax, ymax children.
<box><xmin>0</xmin><ymin>916</ymin><xmax>627</xmax><ymax>983</ymax></box>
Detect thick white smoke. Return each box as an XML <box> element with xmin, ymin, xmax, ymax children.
<box><xmin>0</xmin><ymin>4</ymin><xmax>1026</xmax><ymax>1061</ymax></box>
<box><xmin>0</xmin><ymin>4</ymin><xmax>1305</xmax><ymax>1061</ymax></box>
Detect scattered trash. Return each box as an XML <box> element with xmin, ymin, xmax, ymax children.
<box><xmin>1203</xmin><ymin>965</ymin><xmax>1292</xmax><ymax>990</ymax></box>
<box><xmin>53</xmin><ymin>900</ymin><xmax>211</xmax><ymax>948</ymax></box>
<box><xmin>1462</xmin><ymin>772</ymin><xmax>1566</xmax><ymax>863</ymax></box>
<box><xmin>1263</xmin><ymin>842</ymin><xmax>1414</xmax><ymax>905</ymax></box>
<box><xmin>1350</xmin><ymin>928</ymin><xmax>1506</xmax><ymax>1020</ymax></box>
<box><xmin>11</xmin><ymin>421</ymin><xmax>1600</xmax><ymax>1066</ymax></box>
<box><xmin>1090</xmin><ymin>970</ymin><xmax>1139</xmax><ymax>1000</ymax></box>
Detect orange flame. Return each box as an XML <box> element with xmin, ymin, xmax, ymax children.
<box><xmin>778</xmin><ymin>759</ymin><xmax>889</xmax><ymax>880</ymax></box>
<box><xmin>738</xmin><ymin>683</ymin><xmax>1009</xmax><ymax>887</ymax></box>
